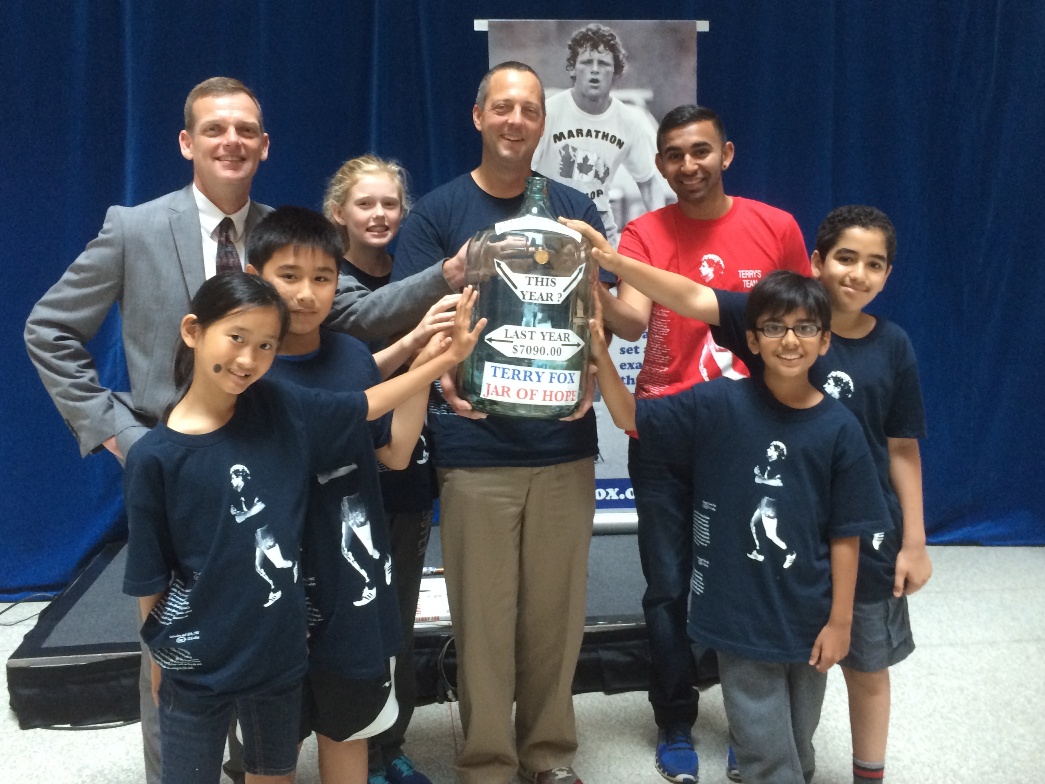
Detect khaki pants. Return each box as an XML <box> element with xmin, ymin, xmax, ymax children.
<box><xmin>437</xmin><ymin>459</ymin><xmax>595</xmax><ymax>784</ymax></box>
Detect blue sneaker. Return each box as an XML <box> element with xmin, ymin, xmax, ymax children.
<box><xmin>655</xmin><ymin>725</ymin><xmax>698</xmax><ymax>783</ymax></box>
<box><xmin>386</xmin><ymin>754</ymin><xmax>433</xmax><ymax>784</ymax></box>
<box><xmin>368</xmin><ymin>773</ymin><xmax>391</xmax><ymax>784</ymax></box>
<box><xmin>726</xmin><ymin>745</ymin><xmax>742</xmax><ymax>782</ymax></box>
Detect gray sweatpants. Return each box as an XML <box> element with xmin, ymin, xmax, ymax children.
<box><xmin>717</xmin><ymin>651</ymin><xmax>827</xmax><ymax>784</ymax></box>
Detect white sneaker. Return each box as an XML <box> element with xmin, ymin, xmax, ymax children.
<box><xmin>354</xmin><ymin>585</ymin><xmax>377</xmax><ymax>606</ymax></box>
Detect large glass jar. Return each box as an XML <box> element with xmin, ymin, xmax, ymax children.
<box><xmin>455</xmin><ymin>176</ymin><xmax>597</xmax><ymax>418</ymax></box>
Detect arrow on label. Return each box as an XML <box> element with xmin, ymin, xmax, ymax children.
<box><xmin>483</xmin><ymin>324</ymin><xmax>585</xmax><ymax>360</ymax></box>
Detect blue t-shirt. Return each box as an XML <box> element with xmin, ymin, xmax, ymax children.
<box><xmin>712</xmin><ymin>290</ymin><xmax>928</xmax><ymax>601</ymax></box>
<box><xmin>123</xmin><ymin>380</ymin><xmax>370</xmax><ymax>698</ymax></box>
<box><xmin>265</xmin><ymin>332</ymin><xmax>403</xmax><ymax>678</ymax></box>
<box><xmin>338</xmin><ymin>263</ymin><xmax>438</xmax><ymax>514</ymax></box>
<box><xmin>391</xmin><ymin>172</ymin><xmax>606</xmax><ymax>468</ymax></box>
<box><xmin>637</xmin><ymin>378</ymin><xmax>889</xmax><ymax>662</ymax></box>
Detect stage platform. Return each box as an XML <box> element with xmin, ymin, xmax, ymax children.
<box><xmin>7</xmin><ymin>528</ymin><xmax>716</xmax><ymax>729</ymax></box>
<box><xmin>7</xmin><ymin>542</ymin><xmax>142</xmax><ymax>729</ymax></box>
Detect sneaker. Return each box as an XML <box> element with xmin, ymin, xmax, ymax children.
<box><xmin>354</xmin><ymin>585</ymin><xmax>377</xmax><ymax>606</ymax></box>
<box><xmin>367</xmin><ymin>773</ymin><xmax>391</xmax><ymax>784</ymax></box>
<box><xmin>386</xmin><ymin>753</ymin><xmax>433</xmax><ymax>784</ymax></box>
<box><xmin>726</xmin><ymin>745</ymin><xmax>742</xmax><ymax>782</ymax></box>
<box><xmin>533</xmin><ymin>768</ymin><xmax>584</xmax><ymax>784</ymax></box>
<box><xmin>655</xmin><ymin>725</ymin><xmax>698</xmax><ymax>783</ymax></box>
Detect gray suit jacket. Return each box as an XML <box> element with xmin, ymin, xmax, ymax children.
<box><xmin>25</xmin><ymin>184</ymin><xmax>453</xmax><ymax>457</ymax></box>
<box><xmin>24</xmin><ymin>186</ymin><xmax>271</xmax><ymax>456</ymax></box>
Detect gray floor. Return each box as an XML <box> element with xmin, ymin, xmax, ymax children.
<box><xmin>3</xmin><ymin>545</ymin><xmax>1043</xmax><ymax>783</ymax></box>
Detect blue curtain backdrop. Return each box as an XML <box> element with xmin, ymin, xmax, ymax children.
<box><xmin>3</xmin><ymin>1</ymin><xmax>1043</xmax><ymax>598</ymax></box>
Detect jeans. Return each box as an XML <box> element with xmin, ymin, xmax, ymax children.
<box><xmin>139</xmin><ymin>630</ymin><xmax>162</xmax><ymax>783</ymax></box>
<box><xmin>629</xmin><ymin>436</ymin><xmax>698</xmax><ymax>729</ymax></box>
<box><xmin>158</xmin><ymin>676</ymin><xmax>301</xmax><ymax>784</ymax></box>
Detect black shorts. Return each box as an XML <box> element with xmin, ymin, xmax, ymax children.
<box><xmin>299</xmin><ymin>657</ymin><xmax>398</xmax><ymax>743</ymax></box>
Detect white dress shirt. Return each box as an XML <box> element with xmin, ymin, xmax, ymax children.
<box><xmin>193</xmin><ymin>185</ymin><xmax>251</xmax><ymax>278</ymax></box>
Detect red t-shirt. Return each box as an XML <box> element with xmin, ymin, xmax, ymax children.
<box><xmin>619</xmin><ymin>196</ymin><xmax>810</xmax><ymax>403</ymax></box>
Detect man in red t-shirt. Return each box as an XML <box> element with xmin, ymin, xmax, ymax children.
<box><xmin>607</xmin><ymin>105</ymin><xmax>810</xmax><ymax>784</ymax></box>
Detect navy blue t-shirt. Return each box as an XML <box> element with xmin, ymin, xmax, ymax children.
<box><xmin>123</xmin><ymin>380</ymin><xmax>371</xmax><ymax>697</ymax></box>
<box><xmin>712</xmin><ymin>290</ymin><xmax>928</xmax><ymax>601</ymax></box>
<box><xmin>265</xmin><ymin>332</ymin><xmax>403</xmax><ymax>678</ymax></box>
<box><xmin>391</xmin><ymin>172</ymin><xmax>606</xmax><ymax>468</ymax></box>
<box><xmin>637</xmin><ymin>378</ymin><xmax>889</xmax><ymax>662</ymax></box>
<box><xmin>267</xmin><ymin>330</ymin><xmax>390</xmax><ymax>446</ymax></box>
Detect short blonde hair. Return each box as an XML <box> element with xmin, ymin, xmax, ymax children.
<box><xmin>323</xmin><ymin>154</ymin><xmax>411</xmax><ymax>251</ymax></box>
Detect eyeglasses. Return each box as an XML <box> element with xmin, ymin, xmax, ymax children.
<box><xmin>755</xmin><ymin>322</ymin><xmax>823</xmax><ymax>339</ymax></box>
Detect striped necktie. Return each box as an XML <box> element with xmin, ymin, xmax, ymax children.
<box><xmin>216</xmin><ymin>217</ymin><xmax>241</xmax><ymax>274</ymax></box>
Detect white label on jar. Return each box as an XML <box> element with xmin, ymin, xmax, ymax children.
<box><xmin>494</xmin><ymin>259</ymin><xmax>586</xmax><ymax>304</ymax></box>
<box><xmin>493</xmin><ymin>215</ymin><xmax>581</xmax><ymax>241</ymax></box>
<box><xmin>484</xmin><ymin>325</ymin><xmax>584</xmax><ymax>360</ymax></box>
<box><xmin>479</xmin><ymin>361</ymin><xmax>580</xmax><ymax>406</ymax></box>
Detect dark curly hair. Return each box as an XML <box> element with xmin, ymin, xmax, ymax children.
<box><xmin>814</xmin><ymin>205</ymin><xmax>897</xmax><ymax>266</ymax></box>
<box><xmin>567</xmin><ymin>24</ymin><xmax>627</xmax><ymax>78</ymax></box>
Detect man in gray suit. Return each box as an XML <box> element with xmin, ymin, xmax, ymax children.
<box><xmin>25</xmin><ymin>76</ymin><xmax>458</xmax><ymax>462</ymax></box>
<box><xmin>24</xmin><ymin>76</ymin><xmax>459</xmax><ymax>783</ymax></box>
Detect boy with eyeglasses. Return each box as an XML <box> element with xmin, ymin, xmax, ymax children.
<box><xmin>585</xmin><ymin>268</ymin><xmax>889</xmax><ymax>784</ymax></box>
<box><xmin>567</xmin><ymin>205</ymin><xmax>930</xmax><ymax>784</ymax></box>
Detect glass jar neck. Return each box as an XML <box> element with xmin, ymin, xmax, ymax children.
<box><xmin>519</xmin><ymin>176</ymin><xmax>555</xmax><ymax>220</ymax></box>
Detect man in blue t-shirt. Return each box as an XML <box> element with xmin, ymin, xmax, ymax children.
<box><xmin>390</xmin><ymin>62</ymin><xmax>609</xmax><ymax>784</ymax></box>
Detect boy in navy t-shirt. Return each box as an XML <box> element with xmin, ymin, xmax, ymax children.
<box><xmin>590</xmin><ymin>271</ymin><xmax>890</xmax><ymax>784</ymax></box>
<box><xmin>568</xmin><ymin>206</ymin><xmax>930</xmax><ymax>783</ymax></box>
<box><xmin>245</xmin><ymin>206</ymin><xmax>448</xmax><ymax>783</ymax></box>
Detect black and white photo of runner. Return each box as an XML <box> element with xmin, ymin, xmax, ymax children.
<box><xmin>528</xmin><ymin>23</ymin><xmax>665</xmax><ymax>248</ymax></box>
<box><xmin>748</xmin><ymin>441</ymin><xmax>797</xmax><ymax>568</ymax></box>
<box><xmin>229</xmin><ymin>463</ymin><xmax>297</xmax><ymax>606</ymax></box>
<box><xmin>339</xmin><ymin>492</ymin><xmax>392</xmax><ymax>607</ymax></box>
<box><xmin>490</xmin><ymin>20</ymin><xmax>695</xmax><ymax>248</ymax></box>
